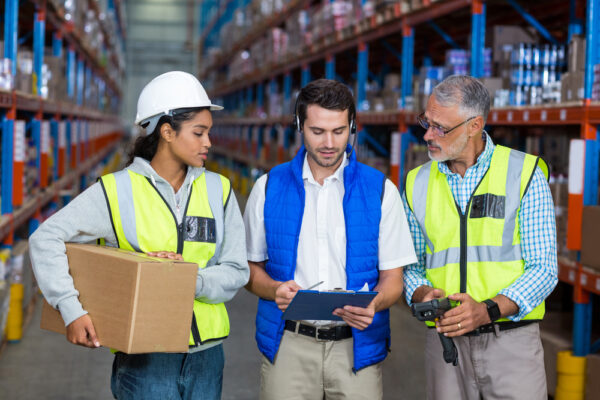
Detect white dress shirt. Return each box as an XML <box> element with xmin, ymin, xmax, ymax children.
<box><xmin>245</xmin><ymin>151</ymin><xmax>416</xmax><ymax>282</ymax></box>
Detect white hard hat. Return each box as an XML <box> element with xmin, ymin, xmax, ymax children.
<box><xmin>135</xmin><ymin>71</ymin><xmax>223</xmax><ymax>134</ymax></box>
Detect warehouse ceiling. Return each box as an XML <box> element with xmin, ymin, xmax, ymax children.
<box><xmin>123</xmin><ymin>0</ymin><xmax>197</xmax><ymax>129</ymax></box>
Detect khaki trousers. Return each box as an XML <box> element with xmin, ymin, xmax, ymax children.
<box><xmin>425</xmin><ymin>322</ymin><xmax>547</xmax><ymax>400</ymax></box>
<box><xmin>260</xmin><ymin>329</ymin><xmax>383</xmax><ymax>400</ymax></box>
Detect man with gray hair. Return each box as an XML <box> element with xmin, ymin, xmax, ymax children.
<box><xmin>403</xmin><ymin>75</ymin><xmax>557</xmax><ymax>399</ymax></box>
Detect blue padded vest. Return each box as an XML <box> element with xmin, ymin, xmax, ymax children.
<box><xmin>255</xmin><ymin>145</ymin><xmax>390</xmax><ymax>371</ymax></box>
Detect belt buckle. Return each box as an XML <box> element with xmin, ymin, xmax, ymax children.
<box><xmin>315</xmin><ymin>327</ymin><xmax>331</xmax><ymax>342</ymax></box>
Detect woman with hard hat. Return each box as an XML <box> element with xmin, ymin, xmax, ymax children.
<box><xmin>29</xmin><ymin>71</ymin><xmax>250</xmax><ymax>399</ymax></box>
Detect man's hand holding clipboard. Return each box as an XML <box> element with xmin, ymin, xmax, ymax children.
<box><xmin>279</xmin><ymin>281</ymin><xmax>379</xmax><ymax>330</ymax></box>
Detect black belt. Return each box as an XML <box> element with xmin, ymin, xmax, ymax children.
<box><xmin>284</xmin><ymin>320</ymin><xmax>353</xmax><ymax>341</ymax></box>
<box><xmin>463</xmin><ymin>320</ymin><xmax>536</xmax><ymax>336</ymax></box>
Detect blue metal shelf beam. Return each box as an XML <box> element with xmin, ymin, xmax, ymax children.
<box><xmin>569</xmin><ymin>0</ymin><xmax>584</xmax><ymax>40</ymax></box>
<box><xmin>52</xmin><ymin>32</ymin><xmax>62</xmax><ymax>57</ymax></box>
<box><xmin>326</xmin><ymin>55</ymin><xmax>336</xmax><ymax>80</ymax></box>
<box><xmin>33</xmin><ymin>10</ymin><xmax>45</xmax><ymax>97</ymax></box>
<box><xmin>76</xmin><ymin>59</ymin><xmax>84</xmax><ymax>106</ymax></box>
<box><xmin>4</xmin><ymin>0</ymin><xmax>17</xmax><ymax>78</ymax></box>
<box><xmin>401</xmin><ymin>27</ymin><xmax>414</xmax><ymax>109</ymax></box>
<box><xmin>301</xmin><ymin>64</ymin><xmax>311</xmax><ymax>87</ymax></box>
<box><xmin>357</xmin><ymin>43</ymin><xmax>368</xmax><ymax>112</ymax></box>
<box><xmin>585</xmin><ymin>0</ymin><xmax>600</xmax><ymax>100</ymax></box>
<box><xmin>67</xmin><ymin>48</ymin><xmax>76</xmax><ymax>99</ymax></box>
<box><xmin>471</xmin><ymin>2</ymin><xmax>486</xmax><ymax>78</ymax></box>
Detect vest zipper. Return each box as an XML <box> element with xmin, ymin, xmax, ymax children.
<box><xmin>459</xmin><ymin>210</ymin><xmax>467</xmax><ymax>293</ymax></box>
<box><xmin>450</xmin><ymin>168</ymin><xmax>489</xmax><ymax>294</ymax></box>
<box><xmin>190</xmin><ymin>313</ymin><xmax>201</xmax><ymax>347</ymax></box>
<box><xmin>145</xmin><ymin>177</ymin><xmax>201</xmax><ymax>346</ymax></box>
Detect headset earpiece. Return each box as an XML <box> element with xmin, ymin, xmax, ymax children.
<box><xmin>350</xmin><ymin>115</ymin><xmax>357</xmax><ymax>135</ymax></box>
<box><xmin>292</xmin><ymin>93</ymin><xmax>302</xmax><ymax>133</ymax></box>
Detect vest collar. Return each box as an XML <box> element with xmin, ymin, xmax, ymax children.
<box><xmin>129</xmin><ymin>156</ymin><xmax>205</xmax><ymax>189</ymax></box>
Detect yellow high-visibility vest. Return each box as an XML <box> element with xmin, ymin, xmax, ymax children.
<box><xmin>100</xmin><ymin>169</ymin><xmax>231</xmax><ymax>346</ymax></box>
<box><xmin>405</xmin><ymin>145</ymin><xmax>549</xmax><ymax>324</ymax></box>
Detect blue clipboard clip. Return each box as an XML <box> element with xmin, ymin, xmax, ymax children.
<box><xmin>281</xmin><ymin>290</ymin><xmax>378</xmax><ymax>321</ymax></box>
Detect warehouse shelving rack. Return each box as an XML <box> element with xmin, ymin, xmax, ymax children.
<box><xmin>0</xmin><ymin>0</ymin><xmax>125</xmax><ymax>246</ymax></box>
<box><xmin>199</xmin><ymin>0</ymin><xmax>600</xmax><ymax>359</ymax></box>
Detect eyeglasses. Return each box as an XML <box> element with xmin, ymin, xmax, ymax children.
<box><xmin>417</xmin><ymin>113</ymin><xmax>477</xmax><ymax>137</ymax></box>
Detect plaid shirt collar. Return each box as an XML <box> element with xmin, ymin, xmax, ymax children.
<box><xmin>437</xmin><ymin>131</ymin><xmax>495</xmax><ymax>178</ymax></box>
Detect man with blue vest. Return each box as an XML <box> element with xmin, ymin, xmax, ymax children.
<box><xmin>403</xmin><ymin>75</ymin><xmax>558</xmax><ymax>399</ymax></box>
<box><xmin>243</xmin><ymin>79</ymin><xmax>417</xmax><ymax>399</ymax></box>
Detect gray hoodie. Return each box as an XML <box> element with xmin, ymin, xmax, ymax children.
<box><xmin>29</xmin><ymin>157</ymin><xmax>250</xmax><ymax>352</ymax></box>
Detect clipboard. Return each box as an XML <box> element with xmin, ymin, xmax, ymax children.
<box><xmin>282</xmin><ymin>290</ymin><xmax>378</xmax><ymax>321</ymax></box>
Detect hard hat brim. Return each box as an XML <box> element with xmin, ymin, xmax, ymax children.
<box><xmin>135</xmin><ymin>103</ymin><xmax>224</xmax><ymax>125</ymax></box>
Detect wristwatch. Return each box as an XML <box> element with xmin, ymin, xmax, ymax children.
<box><xmin>483</xmin><ymin>299</ymin><xmax>501</xmax><ymax>322</ymax></box>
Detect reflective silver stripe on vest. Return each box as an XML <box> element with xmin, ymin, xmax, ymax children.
<box><xmin>502</xmin><ymin>149</ymin><xmax>526</xmax><ymax>250</ymax></box>
<box><xmin>113</xmin><ymin>170</ymin><xmax>142</xmax><ymax>252</ymax></box>
<box><xmin>426</xmin><ymin>244</ymin><xmax>522</xmax><ymax>269</ymax></box>
<box><xmin>412</xmin><ymin>162</ymin><xmax>435</xmax><ymax>253</ymax></box>
<box><xmin>204</xmin><ymin>171</ymin><xmax>224</xmax><ymax>266</ymax></box>
<box><xmin>415</xmin><ymin>149</ymin><xmax>526</xmax><ymax>270</ymax></box>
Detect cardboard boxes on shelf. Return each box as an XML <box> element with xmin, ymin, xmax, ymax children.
<box><xmin>561</xmin><ymin>71</ymin><xmax>584</xmax><ymax>103</ymax></box>
<box><xmin>491</xmin><ymin>25</ymin><xmax>538</xmax><ymax>63</ymax></box>
<box><xmin>568</xmin><ymin>35</ymin><xmax>586</xmax><ymax>73</ymax></box>
<box><xmin>581</xmin><ymin>206</ymin><xmax>600</xmax><ymax>272</ymax></box>
<box><xmin>41</xmin><ymin>244</ymin><xmax>198</xmax><ymax>353</ymax></box>
<box><xmin>586</xmin><ymin>353</ymin><xmax>600</xmax><ymax>400</ymax></box>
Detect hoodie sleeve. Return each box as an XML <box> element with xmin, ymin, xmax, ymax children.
<box><xmin>195</xmin><ymin>190</ymin><xmax>250</xmax><ymax>303</ymax></box>
<box><xmin>28</xmin><ymin>182</ymin><xmax>117</xmax><ymax>326</ymax></box>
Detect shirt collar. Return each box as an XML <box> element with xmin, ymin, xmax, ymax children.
<box><xmin>438</xmin><ymin>131</ymin><xmax>495</xmax><ymax>176</ymax></box>
<box><xmin>302</xmin><ymin>153</ymin><xmax>348</xmax><ymax>185</ymax></box>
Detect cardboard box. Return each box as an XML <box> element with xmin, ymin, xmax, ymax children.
<box><xmin>568</xmin><ymin>35</ymin><xmax>586</xmax><ymax>73</ymax></box>
<box><xmin>491</xmin><ymin>25</ymin><xmax>537</xmax><ymax>62</ymax></box>
<box><xmin>480</xmin><ymin>77</ymin><xmax>504</xmax><ymax>100</ymax></box>
<box><xmin>561</xmin><ymin>71</ymin><xmax>585</xmax><ymax>102</ymax></box>
<box><xmin>41</xmin><ymin>244</ymin><xmax>198</xmax><ymax>353</ymax></box>
<box><xmin>540</xmin><ymin>328</ymin><xmax>571</xmax><ymax>397</ymax></box>
<box><xmin>585</xmin><ymin>353</ymin><xmax>600</xmax><ymax>400</ymax></box>
<box><xmin>581</xmin><ymin>206</ymin><xmax>600</xmax><ymax>271</ymax></box>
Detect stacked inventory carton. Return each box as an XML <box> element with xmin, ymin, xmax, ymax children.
<box><xmin>593</xmin><ymin>64</ymin><xmax>600</xmax><ymax>101</ymax></box>
<box><xmin>286</xmin><ymin>10</ymin><xmax>311</xmax><ymax>56</ymax></box>
<box><xmin>15</xmin><ymin>50</ymin><xmax>33</xmax><ymax>94</ymax></box>
<box><xmin>586</xmin><ymin>354</ymin><xmax>600</xmax><ymax>400</ymax></box>
<box><xmin>403</xmin><ymin>144</ymin><xmax>430</xmax><ymax>182</ymax></box>
<box><xmin>581</xmin><ymin>205</ymin><xmax>600</xmax><ymax>272</ymax></box>
<box><xmin>543</xmin><ymin>135</ymin><xmax>570</xmax><ymax>177</ymax></box>
<box><xmin>561</xmin><ymin>35</ymin><xmax>585</xmax><ymax>103</ymax></box>
<box><xmin>549</xmin><ymin>176</ymin><xmax>571</xmax><ymax>259</ymax></box>
<box><xmin>0</xmin><ymin>40</ymin><xmax>13</xmax><ymax>90</ymax></box>
<box><xmin>381</xmin><ymin>73</ymin><xmax>401</xmax><ymax>111</ymax></box>
<box><xmin>44</xmin><ymin>56</ymin><xmax>66</xmax><ymax>101</ymax></box>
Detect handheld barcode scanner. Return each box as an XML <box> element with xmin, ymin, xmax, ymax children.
<box><xmin>411</xmin><ymin>298</ymin><xmax>459</xmax><ymax>366</ymax></box>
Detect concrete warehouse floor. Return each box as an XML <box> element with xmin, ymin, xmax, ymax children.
<box><xmin>0</xmin><ymin>289</ymin><xmax>426</xmax><ymax>399</ymax></box>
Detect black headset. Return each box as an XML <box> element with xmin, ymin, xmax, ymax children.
<box><xmin>292</xmin><ymin>94</ymin><xmax>357</xmax><ymax>135</ymax></box>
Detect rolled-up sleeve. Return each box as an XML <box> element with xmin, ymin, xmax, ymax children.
<box><xmin>499</xmin><ymin>167</ymin><xmax>558</xmax><ymax>321</ymax></box>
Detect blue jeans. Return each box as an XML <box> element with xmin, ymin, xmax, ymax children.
<box><xmin>111</xmin><ymin>344</ymin><xmax>224</xmax><ymax>400</ymax></box>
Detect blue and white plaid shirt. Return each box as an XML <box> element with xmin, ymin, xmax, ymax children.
<box><xmin>402</xmin><ymin>133</ymin><xmax>558</xmax><ymax>321</ymax></box>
